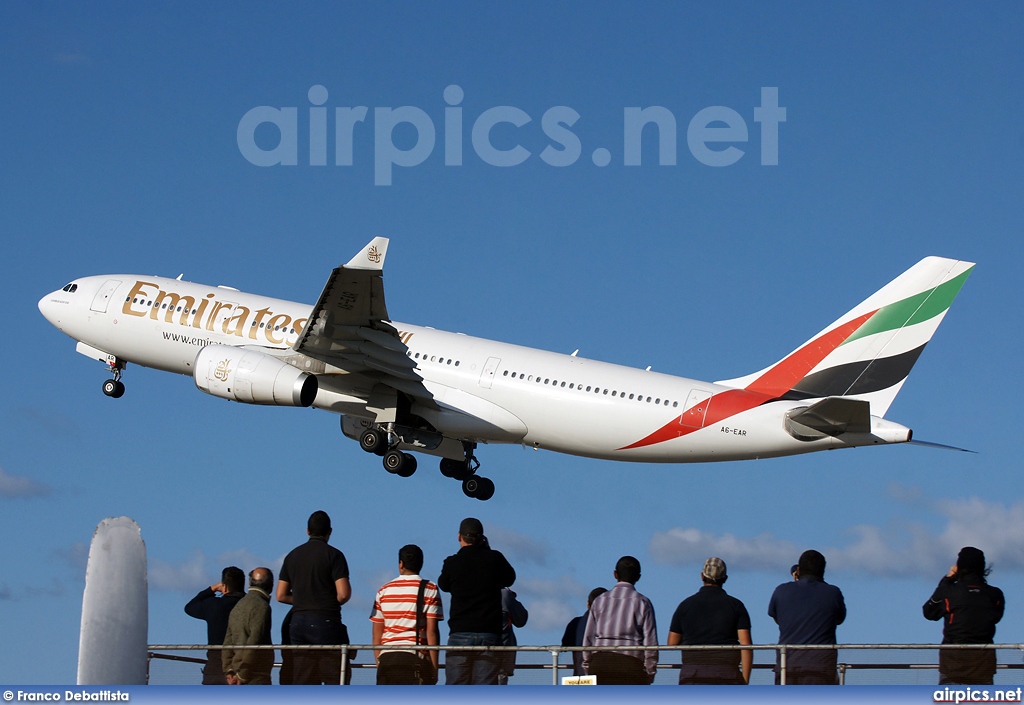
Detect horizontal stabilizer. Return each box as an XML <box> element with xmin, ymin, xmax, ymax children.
<box><xmin>787</xmin><ymin>397</ymin><xmax>871</xmax><ymax>437</ymax></box>
<box><xmin>908</xmin><ymin>439</ymin><xmax>976</xmax><ymax>454</ymax></box>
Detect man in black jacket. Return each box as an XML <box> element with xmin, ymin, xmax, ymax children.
<box><xmin>184</xmin><ymin>566</ymin><xmax>245</xmax><ymax>684</ymax></box>
<box><xmin>924</xmin><ymin>547</ymin><xmax>1005</xmax><ymax>685</ymax></box>
<box><xmin>437</xmin><ymin>517</ymin><xmax>516</xmax><ymax>684</ymax></box>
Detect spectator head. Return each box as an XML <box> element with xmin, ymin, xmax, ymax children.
<box><xmin>307</xmin><ymin>510</ymin><xmax>332</xmax><ymax>539</ymax></box>
<box><xmin>399</xmin><ymin>544</ymin><xmax>424</xmax><ymax>574</ymax></box>
<box><xmin>222</xmin><ymin>566</ymin><xmax>245</xmax><ymax>594</ymax></box>
<box><xmin>702</xmin><ymin>557</ymin><xmax>728</xmax><ymax>586</ymax></box>
<box><xmin>249</xmin><ymin>567</ymin><xmax>274</xmax><ymax>592</ymax></box>
<box><xmin>790</xmin><ymin>564</ymin><xmax>799</xmax><ymax>580</ymax></box>
<box><xmin>956</xmin><ymin>546</ymin><xmax>989</xmax><ymax>577</ymax></box>
<box><xmin>797</xmin><ymin>549</ymin><xmax>827</xmax><ymax>579</ymax></box>
<box><xmin>614</xmin><ymin>556</ymin><xmax>642</xmax><ymax>584</ymax></box>
<box><xmin>458</xmin><ymin>517</ymin><xmax>485</xmax><ymax>545</ymax></box>
<box><xmin>587</xmin><ymin>587</ymin><xmax>608</xmax><ymax>608</ymax></box>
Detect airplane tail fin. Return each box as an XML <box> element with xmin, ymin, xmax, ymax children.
<box><xmin>715</xmin><ymin>256</ymin><xmax>975</xmax><ymax>417</ymax></box>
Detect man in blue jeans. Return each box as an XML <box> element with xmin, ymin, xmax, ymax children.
<box><xmin>276</xmin><ymin>510</ymin><xmax>352</xmax><ymax>684</ymax></box>
<box><xmin>437</xmin><ymin>517</ymin><xmax>516</xmax><ymax>684</ymax></box>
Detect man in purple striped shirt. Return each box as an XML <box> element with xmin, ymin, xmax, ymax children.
<box><xmin>582</xmin><ymin>556</ymin><xmax>659</xmax><ymax>684</ymax></box>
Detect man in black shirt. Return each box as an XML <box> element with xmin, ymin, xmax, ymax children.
<box><xmin>437</xmin><ymin>517</ymin><xmax>516</xmax><ymax>684</ymax></box>
<box><xmin>667</xmin><ymin>557</ymin><xmax>752</xmax><ymax>684</ymax></box>
<box><xmin>924</xmin><ymin>547</ymin><xmax>1005</xmax><ymax>685</ymax></box>
<box><xmin>276</xmin><ymin>510</ymin><xmax>351</xmax><ymax>684</ymax></box>
<box><xmin>184</xmin><ymin>566</ymin><xmax>245</xmax><ymax>685</ymax></box>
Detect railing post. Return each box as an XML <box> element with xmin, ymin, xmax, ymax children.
<box><xmin>839</xmin><ymin>661</ymin><xmax>846</xmax><ymax>685</ymax></box>
<box><xmin>341</xmin><ymin>644</ymin><xmax>349</xmax><ymax>685</ymax></box>
<box><xmin>551</xmin><ymin>650</ymin><xmax>560</xmax><ymax>685</ymax></box>
<box><xmin>779</xmin><ymin>645</ymin><xmax>787</xmax><ymax>685</ymax></box>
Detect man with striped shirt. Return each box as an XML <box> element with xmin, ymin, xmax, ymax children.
<box><xmin>583</xmin><ymin>556</ymin><xmax>659</xmax><ymax>684</ymax></box>
<box><xmin>369</xmin><ymin>544</ymin><xmax>444</xmax><ymax>685</ymax></box>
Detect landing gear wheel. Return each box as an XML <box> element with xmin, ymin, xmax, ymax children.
<box><xmin>395</xmin><ymin>453</ymin><xmax>417</xmax><ymax>478</ymax></box>
<box><xmin>383</xmin><ymin>449</ymin><xmax>405</xmax><ymax>474</ymax></box>
<box><xmin>440</xmin><ymin>457</ymin><xmax>472</xmax><ymax>479</ymax></box>
<box><xmin>359</xmin><ymin>428</ymin><xmax>387</xmax><ymax>455</ymax></box>
<box><xmin>102</xmin><ymin>379</ymin><xmax>125</xmax><ymax>398</ymax></box>
<box><xmin>475</xmin><ymin>477</ymin><xmax>494</xmax><ymax>501</ymax></box>
<box><xmin>462</xmin><ymin>476</ymin><xmax>494</xmax><ymax>501</ymax></box>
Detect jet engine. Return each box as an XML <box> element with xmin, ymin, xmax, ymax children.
<box><xmin>194</xmin><ymin>345</ymin><xmax>317</xmax><ymax>407</ymax></box>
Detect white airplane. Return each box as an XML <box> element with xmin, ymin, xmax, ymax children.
<box><xmin>39</xmin><ymin>239</ymin><xmax>974</xmax><ymax>500</ymax></box>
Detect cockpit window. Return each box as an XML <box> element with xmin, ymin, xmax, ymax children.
<box><xmin>61</xmin><ymin>283</ymin><xmax>78</xmax><ymax>293</ymax></box>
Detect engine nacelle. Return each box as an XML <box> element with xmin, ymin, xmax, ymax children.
<box><xmin>194</xmin><ymin>345</ymin><xmax>317</xmax><ymax>407</ymax></box>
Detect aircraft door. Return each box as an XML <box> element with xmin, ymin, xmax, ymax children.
<box><xmin>89</xmin><ymin>279</ymin><xmax>122</xmax><ymax>313</ymax></box>
<box><xmin>479</xmin><ymin>357</ymin><xmax>501</xmax><ymax>389</ymax></box>
<box><xmin>679</xmin><ymin>388</ymin><xmax>713</xmax><ymax>429</ymax></box>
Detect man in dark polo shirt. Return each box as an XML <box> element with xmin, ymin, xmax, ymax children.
<box><xmin>276</xmin><ymin>510</ymin><xmax>351</xmax><ymax>684</ymax></box>
<box><xmin>437</xmin><ymin>517</ymin><xmax>516</xmax><ymax>684</ymax></box>
<box><xmin>768</xmin><ymin>549</ymin><xmax>846</xmax><ymax>685</ymax></box>
<box><xmin>667</xmin><ymin>557</ymin><xmax>752</xmax><ymax>684</ymax></box>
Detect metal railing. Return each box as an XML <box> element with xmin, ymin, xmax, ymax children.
<box><xmin>147</xmin><ymin>642</ymin><xmax>1024</xmax><ymax>685</ymax></box>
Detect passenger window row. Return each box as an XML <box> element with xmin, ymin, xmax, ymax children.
<box><xmin>409</xmin><ymin>351</ymin><xmax>461</xmax><ymax>367</ymax></box>
<box><xmin>501</xmin><ymin>369</ymin><xmax>678</xmax><ymax>407</ymax></box>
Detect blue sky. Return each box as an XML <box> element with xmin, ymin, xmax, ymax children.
<box><xmin>2</xmin><ymin>2</ymin><xmax>1023</xmax><ymax>685</ymax></box>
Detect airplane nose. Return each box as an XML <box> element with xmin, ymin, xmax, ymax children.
<box><xmin>38</xmin><ymin>292</ymin><xmax>61</xmax><ymax>327</ymax></box>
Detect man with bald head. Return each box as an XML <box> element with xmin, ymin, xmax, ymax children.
<box><xmin>223</xmin><ymin>568</ymin><xmax>274</xmax><ymax>685</ymax></box>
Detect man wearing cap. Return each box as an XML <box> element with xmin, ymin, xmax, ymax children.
<box><xmin>767</xmin><ymin>549</ymin><xmax>846</xmax><ymax>685</ymax></box>
<box><xmin>582</xmin><ymin>555</ymin><xmax>659</xmax><ymax>684</ymax></box>
<box><xmin>437</xmin><ymin>517</ymin><xmax>517</xmax><ymax>685</ymax></box>
<box><xmin>923</xmin><ymin>547</ymin><xmax>1005</xmax><ymax>685</ymax></box>
<box><xmin>277</xmin><ymin>510</ymin><xmax>352</xmax><ymax>684</ymax></box>
<box><xmin>667</xmin><ymin>557</ymin><xmax>752</xmax><ymax>685</ymax></box>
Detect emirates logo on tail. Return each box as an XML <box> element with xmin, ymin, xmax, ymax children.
<box><xmin>367</xmin><ymin>245</ymin><xmax>382</xmax><ymax>264</ymax></box>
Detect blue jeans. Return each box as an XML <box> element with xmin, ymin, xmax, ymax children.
<box><xmin>289</xmin><ymin>612</ymin><xmax>346</xmax><ymax>685</ymax></box>
<box><xmin>445</xmin><ymin>632</ymin><xmax>500</xmax><ymax>685</ymax></box>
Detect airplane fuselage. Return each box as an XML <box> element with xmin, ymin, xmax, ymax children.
<box><xmin>40</xmin><ymin>273</ymin><xmax>905</xmax><ymax>464</ymax></box>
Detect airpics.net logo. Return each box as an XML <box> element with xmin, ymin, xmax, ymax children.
<box><xmin>236</xmin><ymin>85</ymin><xmax>786</xmax><ymax>186</ymax></box>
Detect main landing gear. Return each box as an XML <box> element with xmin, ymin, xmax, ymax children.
<box><xmin>101</xmin><ymin>361</ymin><xmax>126</xmax><ymax>398</ymax></box>
<box><xmin>358</xmin><ymin>427</ymin><xmax>495</xmax><ymax>500</ymax></box>
<box><xmin>440</xmin><ymin>444</ymin><xmax>494</xmax><ymax>501</ymax></box>
<box><xmin>359</xmin><ymin>427</ymin><xmax>418</xmax><ymax>478</ymax></box>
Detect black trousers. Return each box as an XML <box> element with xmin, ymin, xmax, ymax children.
<box><xmin>588</xmin><ymin>652</ymin><xmax>650</xmax><ymax>685</ymax></box>
<box><xmin>377</xmin><ymin>652</ymin><xmax>432</xmax><ymax>685</ymax></box>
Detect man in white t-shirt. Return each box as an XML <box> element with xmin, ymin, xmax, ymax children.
<box><xmin>370</xmin><ymin>544</ymin><xmax>444</xmax><ymax>685</ymax></box>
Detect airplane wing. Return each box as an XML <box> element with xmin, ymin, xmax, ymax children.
<box><xmin>292</xmin><ymin>237</ymin><xmax>435</xmax><ymax>406</ymax></box>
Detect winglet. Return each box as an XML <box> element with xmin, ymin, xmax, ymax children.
<box><xmin>345</xmin><ymin>237</ymin><xmax>390</xmax><ymax>271</ymax></box>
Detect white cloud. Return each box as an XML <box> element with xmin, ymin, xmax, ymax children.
<box><xmin>650</xmin><ymin>495</ymin><xmax>1024</xmax><ymax>579</ymax></box>
<box><xmin>650</xmin><ymin>527</ymin><xmax>799</xmax><ymax>571</ymax></box>
<box><xmin>148</xmin><ymin>551</ymin><xmax>210</xmax><ymax>592</ymax></box>
<box><xmin>0</xmin><ymin>467</ymin><xmax>52</xmax><ymax>499</ymax></box>
<box><xmin>521</xmin><ymin>598</ymin><xmax>576</xmax><ymax>632</ymax></box>
<box><xmin>486</xmin><ymin>525</ymin><xmax>550</xmax><ymax>566</ymax></box>
<box><xmin>510</xmin><ymin>576</ymin><xmax>588</xmax><ymax>632</ymax></box>
<box><xmin>148</xmin><ymin>548</ymin><xmax>286</xmax><ymax>592</ymax></box>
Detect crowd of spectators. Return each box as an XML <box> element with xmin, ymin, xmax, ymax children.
<box><xmin>184</xmin><ymin>512</ymin><xmax>1004</xmax><ymax>686</ymax></box>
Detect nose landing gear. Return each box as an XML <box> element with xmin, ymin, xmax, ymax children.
<box><xmin>101</xmin><ymin>361</ymin><xmax>126</xmax><ymax>398</ymax></box>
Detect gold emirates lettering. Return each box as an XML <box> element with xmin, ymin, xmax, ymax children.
<box><xmin>121</xmin><ymin>280</ymin><xmax>307</xmax><ymax>344</ymax></box>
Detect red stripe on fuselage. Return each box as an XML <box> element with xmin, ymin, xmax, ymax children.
<box><xmin>617</xmin><ymin>310</ymin><xmax>878</xmax><ymax>451</ymax></box>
